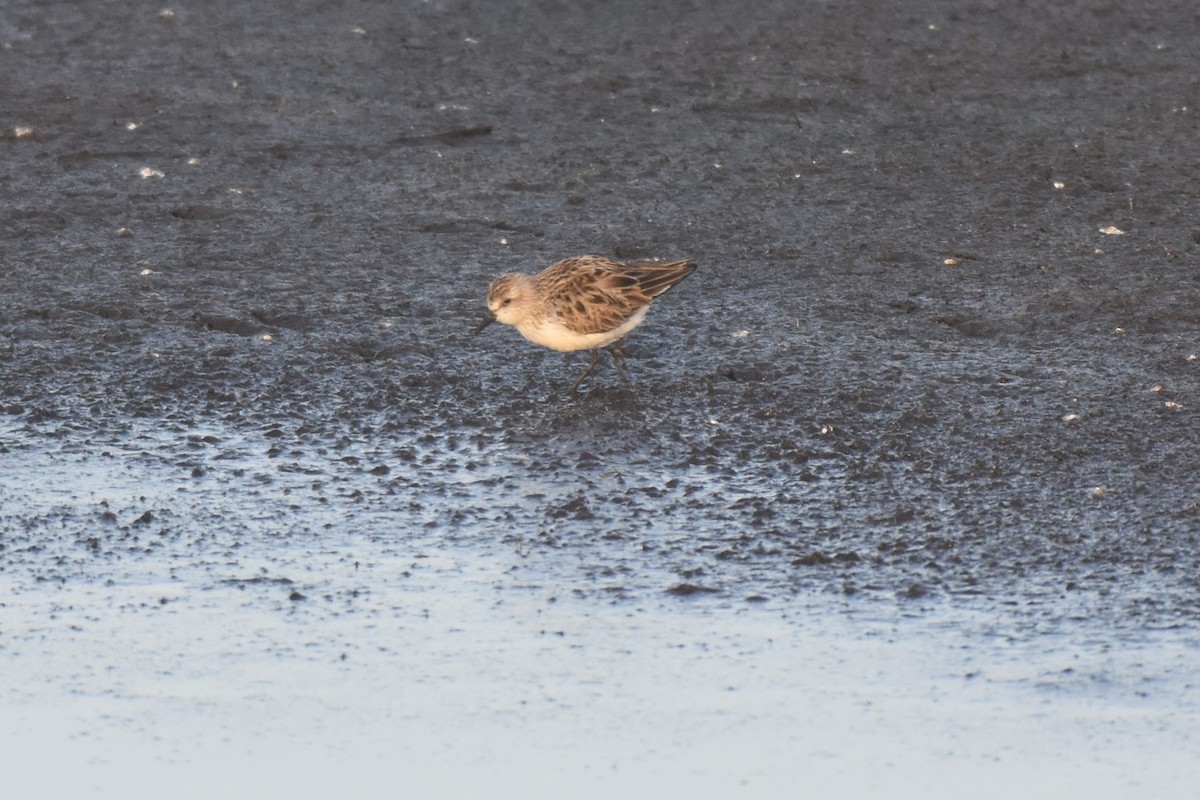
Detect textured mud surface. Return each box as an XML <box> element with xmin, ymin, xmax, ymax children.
<box><xmin>3</xmin><ymin>0</ymin><xmax>1200</xmax><ymax>796</ymax></box>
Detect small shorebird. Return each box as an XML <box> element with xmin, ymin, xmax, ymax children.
<box><xmin>476</xmin><ymin>254</ymin><xmax>696</xmax><ymax>391</ymax></box>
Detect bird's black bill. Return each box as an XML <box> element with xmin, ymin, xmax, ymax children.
<box><xmin>474</xmin><ymin>314</ymin><xmax>496</xmax><ymax>335</ymax></box>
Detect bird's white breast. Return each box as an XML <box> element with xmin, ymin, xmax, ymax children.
<box><xmin>517</xmin><ymin>306</ymin><xmax>649</xmax><ymax>352</ymax></box>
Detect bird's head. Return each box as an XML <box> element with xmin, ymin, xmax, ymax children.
<box><xmin>476</xmin><ymin>273</ymin><xmax>535</xmax><ymax>333</ymax></box>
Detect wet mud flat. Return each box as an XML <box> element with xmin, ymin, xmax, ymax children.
<box><xmin>3</xmin><ymin>0</ymin><xmax>1200</xmax><ymax>796</ymax></box>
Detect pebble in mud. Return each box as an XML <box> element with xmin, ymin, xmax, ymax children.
<box><xmin>665</xmin><ymin>583</ymin><xmax>721</xmax><ymax>597</ymax></box>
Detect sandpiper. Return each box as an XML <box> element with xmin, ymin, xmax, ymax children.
<box><xmin>476</xmin><ymin>255</ymin><xmax>696</xmax><ymax>391</ymax></box>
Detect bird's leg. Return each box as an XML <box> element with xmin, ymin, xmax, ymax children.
<box><xmin>570</xmin><ymin>349</ymin><xmax>602</xmax><ymax>392</ymax></box>
<box><xmin>610</xmin><ymin>342</ymin><xmax>628</xmax><ymax>379</ymax></box>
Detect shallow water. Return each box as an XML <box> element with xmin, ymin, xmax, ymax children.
<box><xmin>3</xmin><ymin>432</ymin><xmax>1198</xmax><ymax>798</ymax></box>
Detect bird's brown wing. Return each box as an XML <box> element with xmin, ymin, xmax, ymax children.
<box><xmin>537</xmin><ymin>256</ymin><xmax>643</xmax><ymax>335</ymax></box>
<box><xmin>538</xmin><ymin>255</ymin><xmax>696</xmax><ymax>335</ymax></box>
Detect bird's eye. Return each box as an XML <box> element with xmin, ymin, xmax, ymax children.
<box><xmin>502</xmin><ymin>298</ymin><xmax>513</xmax><ymax>306</ymax></box>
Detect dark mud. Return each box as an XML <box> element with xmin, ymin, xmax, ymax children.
<box><xmin>3</xmin><ymin>1</ymin><xmax>1200</xmax><ymax>793</ymax></box>
<box><xmin>5</xmin><ymin>0</ymin><xmax>1199</xmax><ymax>619</ymax></box>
